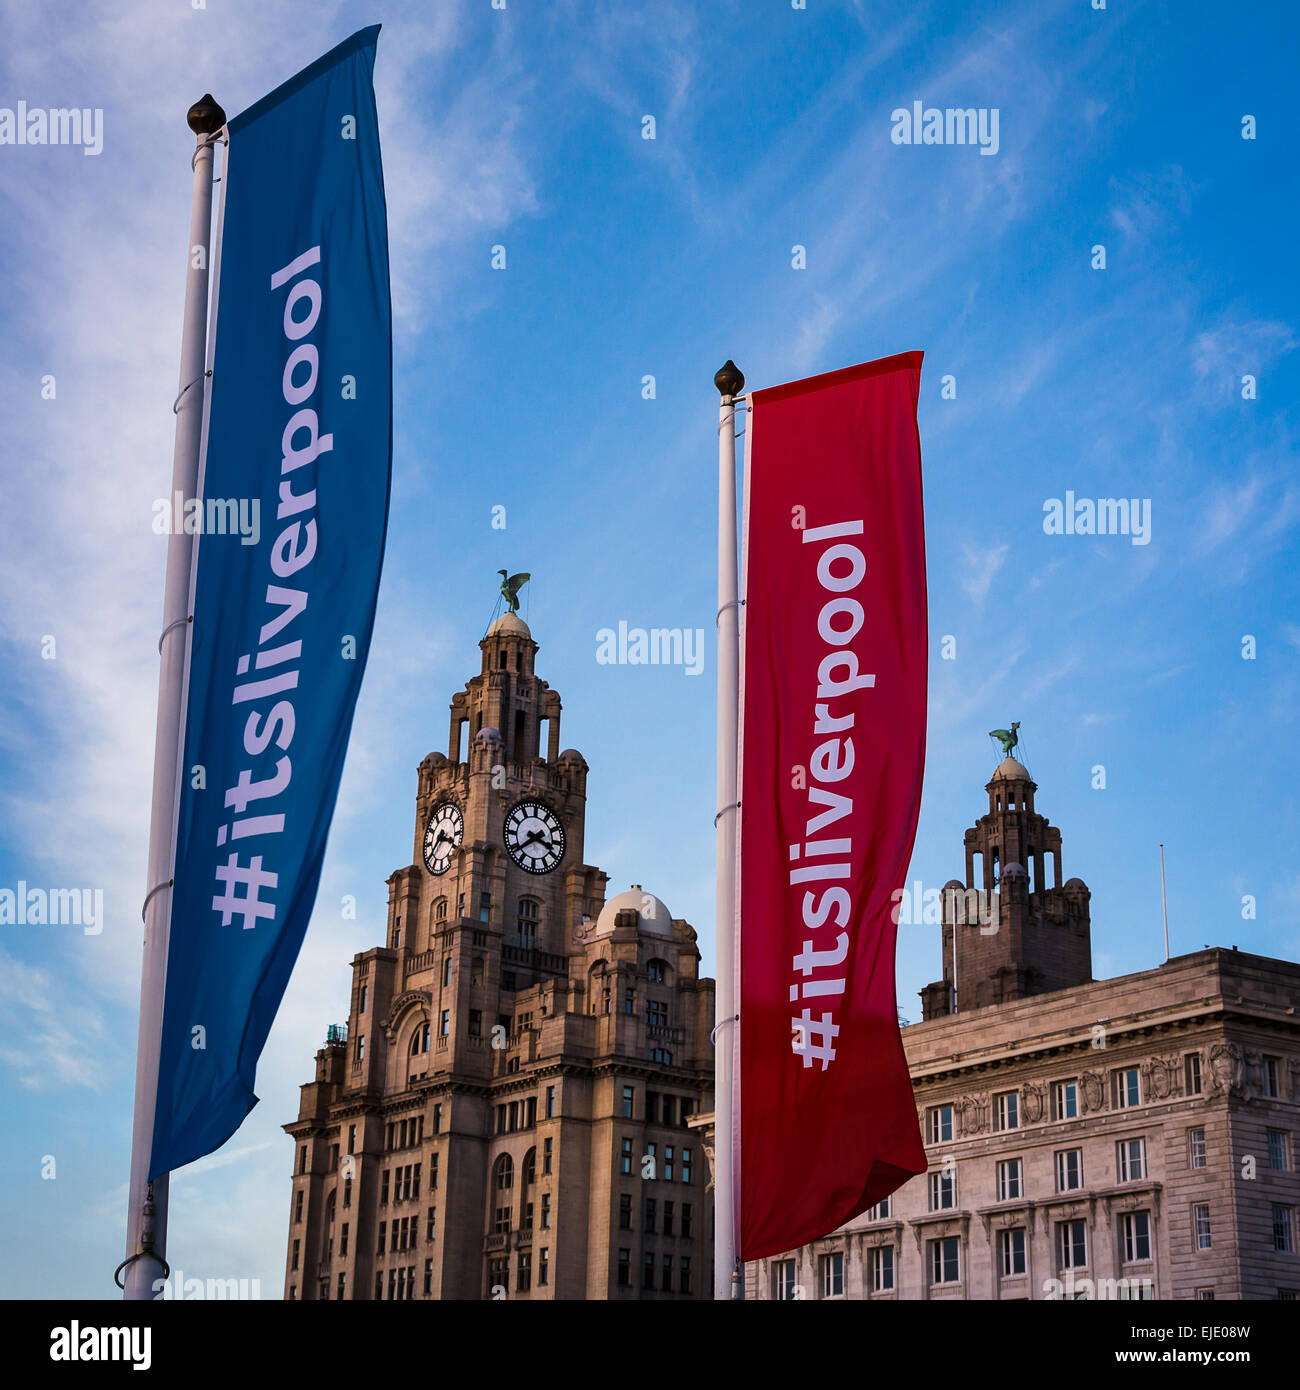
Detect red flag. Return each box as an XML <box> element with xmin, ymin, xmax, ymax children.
<box><xmin>737</xmin><ymin>351</ymin><xmax>928</xmax><ymax>1260</ymax></box>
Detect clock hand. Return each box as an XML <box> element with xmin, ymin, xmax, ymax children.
<box><xmin>523</xmin><ymin>828</ymin><xmax>550</xmax><ymax>847</ymax></box>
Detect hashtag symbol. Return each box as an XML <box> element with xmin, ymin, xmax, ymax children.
<box><xmin>791</xmin><ymin>1010</ymin><xmax>839</xmax><ymax>1070</ymax></box>
<box><xmin>212</xmin><ymin>852</ymin><xmax>279</xmax><ymax>930</ymax></box>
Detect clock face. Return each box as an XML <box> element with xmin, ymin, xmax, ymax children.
<box><xmin>423</xmin><ymin>801</ymin><xmax>463</xmax><ymax>876</ymax></box>
<box><xmin>503</xmin><ymin>799</ymin><xmax>566</xmax><ymax>875</ymax></box>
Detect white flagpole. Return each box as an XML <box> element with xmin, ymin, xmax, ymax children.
<box><xmin>1159</xmin><ymin>842</ymin><xmax>1170</xmax><ymax>962</ymax></box>
<box><xmin>714</xmin><ymin>359</ymin><xmax>744</xmax><ymax>1301</ymax></box>
<box><xmin>120</xmin><ymin>94</ymin><xmax>226</xmax><ymax>1301</ymax></box>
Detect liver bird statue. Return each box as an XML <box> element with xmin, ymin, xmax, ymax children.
<box><xmin>988</xmin><ymin>721</ymin><xmax>1020</xmax><ymax>758</ymax></box>
<box><xmin>498</xmin><ymin>569</ymin><xmax>530</xmax><ymax>613</ymax></box>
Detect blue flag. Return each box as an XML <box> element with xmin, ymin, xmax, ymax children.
<box><xmin>150</xmin><ymin>26</ymin><xmax>391</xmax><ymax>1178</ymax></box>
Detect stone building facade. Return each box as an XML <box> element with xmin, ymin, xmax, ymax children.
<box><xmin>283</xmin><ymin>612</ymin><xmax>715</xmax><ymax>1300</ymax></box>
<box><xmin>742</xmin><ymin>758</ymin><xmax>1300</xmax><ymax>1301</ymax></box>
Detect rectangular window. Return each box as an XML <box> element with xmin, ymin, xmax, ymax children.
<box><xmin>1268</xmin><ymin>1130</ymin><xmax>1289</xmax><ymax>1171</ymax></box>
<box><xmin>664</xmin><ymin>1146</ymin><xmax>674</xmax><ymax>1181</ymax></box>
<box><xmin>381</xmin><ymin>1169</ymin><xmax>390</xmax><ymax>1205</ymax></box>
<box><xmin>359</xmin><ymin>983</ymin><xmax>368</xmax><ymax>1014</ymax></box>
<box><xmin>1053</xmin><ymin>1080</ymin><xmax>1078</xmax><ymax>1121</ymax></box>
<box><xmin>662</xmin><ymin>1095</ymin><xmax>677</xmax><ymax>1127</ymax></box>
<box><xmin>929</xmin><ymin>1237</ymin><xmax>960</xmax><ymax>1285</ymax></box>
<box><xmin>539</xmin><ymin>1249</ymin><xmax>549</xmax><ymax>1286</ymax></box>
<box><xmin>871</xmin><ymin>1245</ymin><xmax>894</xmax><ymax>1292</ymax></box>
<box><xmin>867</xmin><ymin>1196</ymin><xmax>892</xmax><ymax>1220</ymax></box>
<box><xmin>377</xmin><ymin>1222</ymin><xmax>385</xmax><ymax>1255</ymax></box>
<box><xmin>663</xmin><ymin>1201</ymin><xmax>674</xmax><ymax>1237</ymax></box>
<box><xmin>819</xmin><ymin>1251</ymin><xmax>844</xmax><ymax>1298</ymax></box>
<box><xmin>355</xmin><ymin>1035</ymin><xmax>365</xmax><ymax>1063</ymax></box>
<box><xmin>298</xmin><ymin>1145</ymin><xmax>307</xmax><ymax>1175</ymax></box>
<box><xmin>1184</xmin><ymin>1052</ymin><xmax>1202</xmax><ymax>1096</ymax></box>
<box><xmin>999</xmin><ymin>1227</ymin><xmax>1026</xmax><ymax>1277</ymax></box>
<box><xmin>619</xmin><ymin>1193</ymin><xmax>632</xmax><ymax>1230</ymax></box>
<box><xmin>291</xmin><ymin>1239</ymin><xmax>299</xmax><ymax>1271</ymax></box>
<box><xmin>679</xmin><ymin>1256</ymin><xmax>691</xmax><ymax>1294</ymax></box>
<box><xmin>624</xmin><ymin>987</ymin><xmax>635</xmax><ymax>1015</ymax></box>
<box><xmin>1122</xmin><ymin>1211</ymin><xmax>1152</xmax><ymax>1263</ymax></box>
<box><xmin>926</xmin><ymin>1105</ymin><xmax>953</xmax><ymax>1145</ymax></box>
<box><xmin>439</xmin><ymin>1010</ymin><xmax>450</xmax><ymax>1037</ymax></box>
<box><xmin>1117</xmin><ymin>1137</ymin><xmax>1147</xmax><ymax>1182</ymax></box>
<box><xmin>662</xmin><ymin>1253</ymin><xmax>672</xmax><ymax>1291</ymax></box>
<box><xmin>644</xmin><ymin>1197</ymin><xmax>657</xmax><ymax>1232</ymax></box>
<box><xmin>543</xmin><ymin>1137</ymin><xmax>553</xmax><ymax>1175</ymax></box>
<box><xmin>340</xmin><ymin>1223</ymin><xmax>349</xmax><ymax>1256</ymax></box>
<box><xmin>1189</xmin><ymin>1127</ymin><xmax>1207</xmax><ymax>1169</ymax></box>
<box><xmin>1263</xmin><ymin>1057</ymin><xmax>1281</xmax><ymax>1098</ymax></box>
<box><xmin>493</xmin><ymin>1204</ymin><xmax>510</xmax><ymax>1236</ymax></box>
<box><xmin>347</xmin><ymin>1123</ymin><xmax>356</xmax><ymax>1155</ymax></box>
<box><xmin>1194</xmin><ymin>1203</ymin><xmax>1212</xmax><ymax>1251</ymax></box>
<box><xmin>997</xmin><ymin>1158</ymin><xmax>1023</xmax><ymax>1202</ymax></box>
<box><xmin>478</xmin><ymin>891</ymin><xmax>491</xmax><ymax>922</ymax></box>
<box><xmin>426</xmin><ymin>1205</ymin><xmax>435</xmax><ymax>1242</ymax></box>
<box><xmin>334</xmin><ymin>1272</ymin><xmax>346</xmax><ymax>1299</ymax></box>
<box><xmin>433</xmin><ymin>1103</ymin><xmax>442</xmax><ymax>1133</ymax></box>
<box><xmin>617</xmin><ymin>1250</ymin><xmax>630</xmax><ymax>1287</ymax></box>
<box><xmin>772</xmin><ymin>1260</ymin><xmax>797</xmax><ymax>1301</ymax></box>
<box><xmin>647</xmin><ymin>1000</ymin><xmax>668</xmax><ymax>1027</ymax></box>
<box><xmin>1058</xmin><ymin>1219</ymin><xmax>1087</xmax><ymax>1269</ymax></box>
<box><xmin>994</xmin><ymin>1091</ymin><xmax>1019</xmax><ymax>1132</ymax></box>
<box><xmin>541</xmin><ymin>1193</ymin><xmax>551</xmax><ymax>1229</ymax></box>
<box><xmin>622</xmin><ymin>1086</ymin><xmax>635</xmax><ymax>1119</ymax></box>
<box><xmin>294</xmin><ymin>1190</ymin><xmax>303</xmax><ymax>1223</ymax></box>
<box><xmin>1112</xmin><ymin>1067</ymin><xmax>1141</xmax><ymax>1109</ymax></box>
<box><xmin>1272</xmin><ymin>1205</ymin><xmax>1294</xmax><ymax>1253</ymax></box>
<box><xmin>642</xmin><ymin>1251</ymin><xmax>656</xmax><ymax>1290</ymax></box>
<box><xmin>546</xmin><ymin>1085</ymin><xmax>556</xmax><ymax>1118</ymax></box>
<box><xmin>681</xmin><ymin>1203</ymin><xmax>692</xmax><ymax>1239</ymax></box>
<box><xmin>1195</xmin><ymin>1288</ymin><xmax>1215</xmax><ymax>1301</ymax></box>
<box><xmin>928</xmin><ymin>1169</ymin><xmax>956</xmax><ymax>1211</ymax></box>
<box><xmin>682</xmin><ymin>1148</ymin><xmax>692</xmax><ymax>1183</ymax></box>
<box><xmin>517</xmin><ymin>1251</ymin><xmax>532</xmax><ymax>1293</ymax></box>
<box><xmin>468</xmin><ymin>1010</ymin><xmax>481</xmax><ymax>1037</ymax></box>
<box><xmin>620</xmin><ymin>1137</ymin><xmax>633</xmax><ymax>1176</ymax></box>
<box><xmin>424</xmin><ymin>1259</ymin><xmax>433</xmax><ymax>1296</ymax></box>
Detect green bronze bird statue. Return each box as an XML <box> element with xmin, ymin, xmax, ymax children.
<box><xmin>988</xmin><ymin>721</ymin><xmax>1020</xmax><ymax>758</ymax></box>
<box><xmin>498</xmin><ymin>570</ymin><xmax>530</xmax><ymax>614</ymax></box>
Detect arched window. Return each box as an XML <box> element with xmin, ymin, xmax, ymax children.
<box><xmin>517</xmin><ymin>897</ymin><xmax>540</xmax><ymax>950</ymax></box>
<box><xmin>522</xmin><ymin>1147</ymin><xmax>536</xmax><ymax>1188</ymax></box>
<box><xmin>493</xmin><ymin>1153</ymin><xmax>514</xmax><ymax>1192</ymax></box>
<box><xmin>409</xmin><ymin>1020</ymin><xmax>430</xmax><ymax>1055</ymax></box>
<box><xmin>434</xmin><ymin>896</ymin><xmax>447</xmax><ymax>923</ymax></box>
<box><xmin>325</xmin><ymin>1189</ymin><xmax>336</xmax><ymax>1225</ymax></box>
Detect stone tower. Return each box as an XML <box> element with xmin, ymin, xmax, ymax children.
<box><xmin>284</xmin><ymin>611</ymin><xmax>715</xmax><ymax>1300</ymax></box>
<box><xmin>920</xmin><ymin>755</ymin><xmax>1092</xmax><ymax>1018</ymax></box>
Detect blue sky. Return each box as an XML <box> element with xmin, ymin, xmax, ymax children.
<box><xmin>0</xmin><ymin>0</ymin><xmax>1296</xmax><ymax>1298</ymax></box>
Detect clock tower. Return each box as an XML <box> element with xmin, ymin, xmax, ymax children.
<box><xmin>284</xmin><ymin>608</ymin><xmax>716</xmax><ymax>1301</ymax></box>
